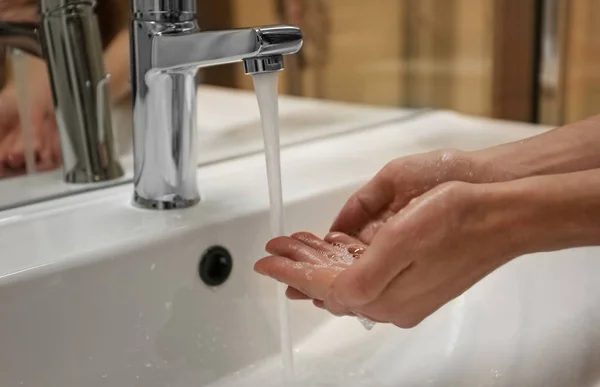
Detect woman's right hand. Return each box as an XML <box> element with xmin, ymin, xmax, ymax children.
<box><xmin>0</xmin><ymin>59</ymin><xmax>61</xmax><ymax>177</ymax></box>
<box><xmin>329</xmin><ymin>149</ymin><xmax>512</xmax><ymax>243</ymax></box>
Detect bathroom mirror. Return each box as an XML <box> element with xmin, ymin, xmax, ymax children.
<box><xmin>0</xmin><ymin>0</ymin><xmax>596</xmax><ymax>211</ymax></box>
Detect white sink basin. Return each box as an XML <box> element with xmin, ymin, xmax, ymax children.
<box><xmin>2</xmin><ymin>110</ymin><xmax>598</xmax><ymax>386</ymax></box>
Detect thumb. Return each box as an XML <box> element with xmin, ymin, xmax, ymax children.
<box><xmin>330</xmin><ymin>166</ymin><xmax>396</xmax><ymax>235</ymax></box>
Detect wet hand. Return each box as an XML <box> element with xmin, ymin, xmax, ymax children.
<box><xmin>330</xmin><ymin>149</ymin><xmax>503</xmax><ymax>243</ymax></box>
<box><xmin>255</xmin><ymin>231</ymin><xmax>368</xmax><ymax>313</ymax></box>
<box><xmin>256</xmin><ymin>182</ymin><xmax>522</xmax><ymax>327</ymax></box>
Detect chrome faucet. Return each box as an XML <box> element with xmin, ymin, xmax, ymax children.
<box><xmin>130</xmin><ymin>0</ymin><xmax>303</xmax><ymax>210</ymax></box>
<box><xmin>0</xmin><ymin>0</ymin><xmax>123</xmax><ymax>183</ymax></box>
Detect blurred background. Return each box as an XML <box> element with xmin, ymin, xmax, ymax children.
<box><xmin>188</xmin><ymin>0</ymin><xmax>597</xmax><ymax>126</ymax></box>
<box><xmin>0</xmin><ymin>0</ymin><xmax>599</xmax><ymax>191</ymax></box>
<box><xmin>1</xmin><ymin>0</ymin><xmax>599</xmax><ymax>127</ymax></box>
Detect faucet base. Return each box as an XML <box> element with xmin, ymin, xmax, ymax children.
<box><xmin>65</xmin><ymin>163</ymin><xmax>125</xmax><ymax>184</ymax></box>
<box><xmin>133</xmin><ymin>193</ymin><xmax>200</xmax><ymax>210</ymax></box>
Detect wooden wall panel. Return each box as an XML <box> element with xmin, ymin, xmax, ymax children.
<box><xmin>563</xmin><ymin>0</ymin><xmax>600</xmax><ymax>123</ymax></box>
<box><xmin>491</xmin><ymin>0</ymin><xmax>538</xmax><ymax>122</ymax></box>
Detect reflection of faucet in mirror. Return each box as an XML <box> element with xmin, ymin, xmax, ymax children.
<box><xmin>0</xmin><ymin>0</ymin><xmax>123</xmax><ymax>184</ymax></box>
<box><xmin>130</xmin><ymin>0</ymin><xmax>303</xmax><ymax>210</ymax></box>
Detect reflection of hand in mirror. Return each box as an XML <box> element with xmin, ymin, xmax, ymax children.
<box><xmin>0</xmin><ymin>27</ymin><xmax>132</xmax><ymax>178</ymax></box>
<box><xmin>0</xmin><ymin>58</ymin><xmax>61</xmax><ymax>177</ymax></box>
<box><xmin>0</xmin><ymin>0</ymin><xmax>39</xmax><ymax>22</ymax></box>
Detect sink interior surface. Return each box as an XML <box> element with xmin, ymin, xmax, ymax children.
<box><xmin>2</xmin><ymin>184</ymin><xmax>600</xmax><ymax>387</ymax></box>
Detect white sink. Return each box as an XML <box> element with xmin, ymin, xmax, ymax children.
<box><xmin>2</xmin><ymin>110</ymin><xmax>598</xmax><ymax>386</ymax></box>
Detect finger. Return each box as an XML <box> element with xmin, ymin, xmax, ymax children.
<box><xmin>291</xmin><ymin>232</ymin><xmax>338</xmax><ymax>256</ymax></box>
<box><xmin>346</xmin><ymin>244</ymin><xmax>366</xmax><ymax>256</ymax></box>
<box><xmin>330</xmin><ymin>165</ymin><xmax>396</xmax><ymax>234</ymax></box>
<box><xmin>32</xmin><ymin>109</ymin><xmax>47</xmax><ymax>160</ymax></box>
<box><xmin>0</xmin><ymin>130</ymin><xmax>21</xmax><ymax>169</ymax></box>
<box><xmin>0</xmin><ymin>91</ymin><xmax>19</xmax><ymax>135</ymax></box>
<box><xmin>266</xmin><ymin>236</ymin><xmax>324</xmax><ymax>264</ymax></box>
<box><xmin>356</xmin><ymin>220</ymin><xmax>387</xmax><ymax>244</ymax></box>
<box><xmin>286</xmin><ymin>286</ymin><xmax>310</xmax><ymax>300</ymax></box>
<box><xmin>289</xmin><ymin>233</ymin><xmax>357</xmax><ymax>269</ymax></box>
<box><xmin>254</xmin><ymin>256</ymin><xmax>339</xmax><ymax>300</ymax></box>
<box><xmin>47</xmin><ymin>119</ymin><xmax>62</xmax><ymax>166</ymax></box>
<box><xmin>37</xmin><ymin>117</ymin><xmax>56</xmax><ymax>171</ymax></box>
<box><xmin>7</xmin><ymin>128</ymin><xmax>25</xmax><ymax>169</ymax></box>
<box><xmin>324</xmin><ymin>232</ymin><xmax>364</xmax><ymax>246</ymax></box>
<box><xmin>326</xmin><ymin>220</ymin><xmax>415</xmax><ymax>309</ymax></box>
<box><xmin>313</xmin><ymin>299</ymin><xmax>325</xmax><ymax>309</ymax></box>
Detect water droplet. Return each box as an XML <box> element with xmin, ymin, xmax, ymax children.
<box><xmin>101</xmin><ymin>374</ymin><xmax>108</xmax><ymax>379</ymax></box>
<box><xmin>165</xmin><ymin>302</ymin><xmax>172</xmax><ymax>310</ymax></box>
<box><xmin>145</xmin><ymin>363</ymin><xmax>152</xmax><ymax>368</ymax></box>
<box><xmin>491</xmin><ymin>369</ymin><xmax>502</xmax><ymax>379</ymax></box>
<box><xmin>357</xmin><ymin>315</ymin><xmax>376</xmax><ymax>330</ymax></box>
<box><xmin>150</xmin><ymin>264</ymin><xmax>156</xmax><ymax>270</ymax></box>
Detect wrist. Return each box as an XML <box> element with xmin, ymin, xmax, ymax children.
<box><xmin>475</xmin><ymin>170</ymin><xmax>600</xmax><ymax>257</ymax></box>
<box><xmin>471</xmin><ymin>115</ymin><xmax>600</xmax><ymax>181</ymax></box>
<box><xmin>431</xmin><ymin>148</ymin><xmax>517</xmax><ymax>184</ymax></box>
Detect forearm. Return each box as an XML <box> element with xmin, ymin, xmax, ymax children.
<box><xmin>479</xmin><ymin>169</ymin><xmax>600</xmax><ymax>257</ymax></box>
<box><xmin>473</xmin><ymin>115</ymin><xmax>600</xmax><ymax>181</ymax></box>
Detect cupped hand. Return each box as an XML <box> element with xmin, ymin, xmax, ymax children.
<box><xmin>256</xmin><ymin>181</ymin><xmax>524</xmax><ymax>327</ymax></box>
<box><xmin>330</xmin><ymin>149</ymin><xmax>506</xmax><ymax>243</ymax></box>
<box><xmin>255</xmin><ymin>231</ymin><xmax>369</xmax><ymax>312</ymax></box>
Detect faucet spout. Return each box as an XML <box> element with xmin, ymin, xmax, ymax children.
<box><xmin>130</xmin><ymin>0</ymin><xmax>303</xmax><ymax>210</ymax></box>
<box><xmin>152</xmin><ymin>26</ymin><xmax>302</xmax><ymax>71</ymax></box>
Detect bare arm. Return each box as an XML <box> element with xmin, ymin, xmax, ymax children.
<box><xmin>475</xmin><ymin>115</ymin><xmax>600</xmax><ymax>180</ymax></box>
